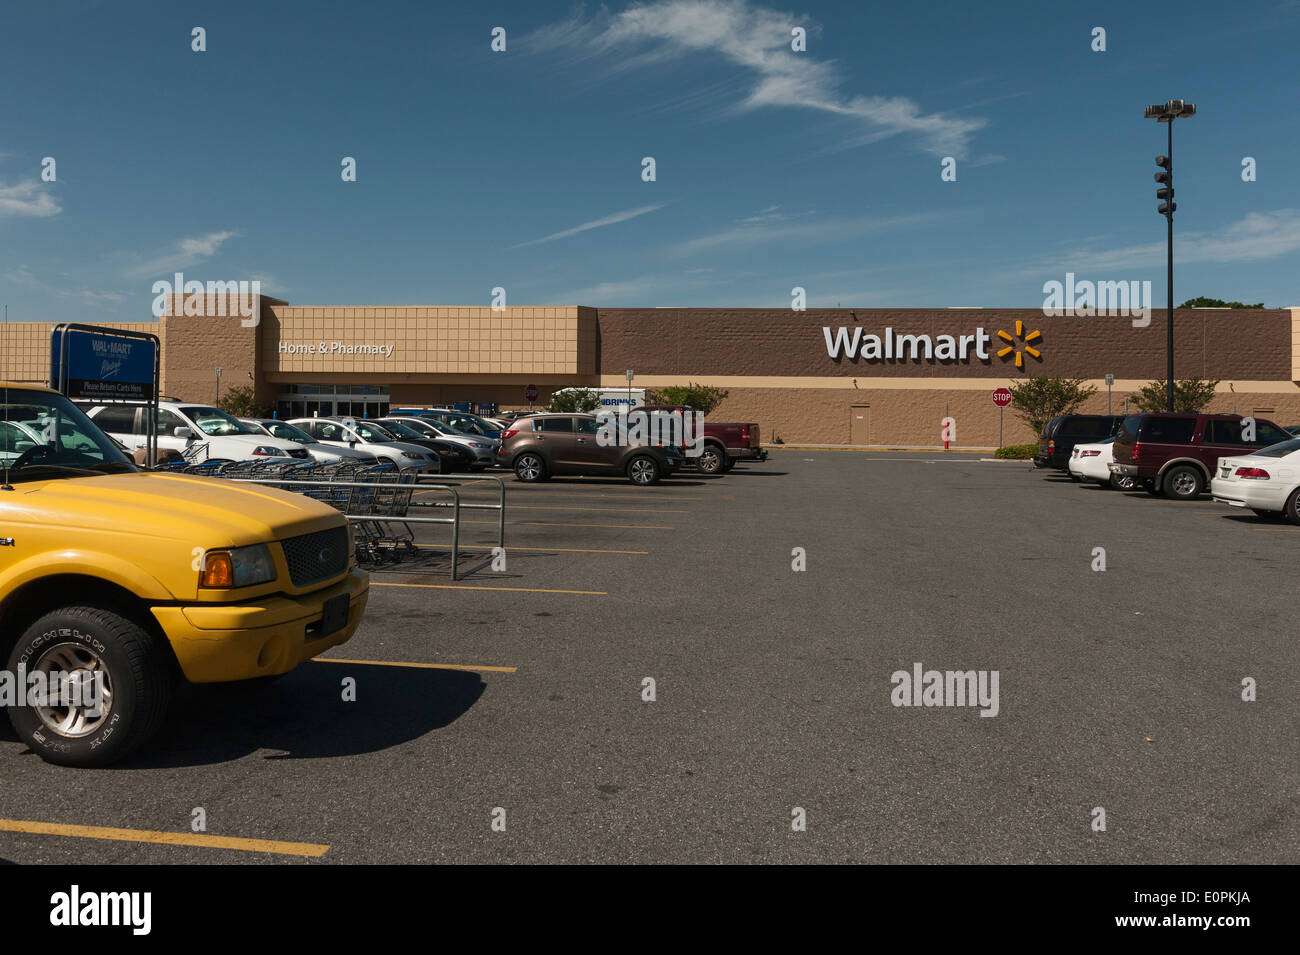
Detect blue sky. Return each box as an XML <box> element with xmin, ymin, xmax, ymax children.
<box><xmin>2</xmin><ymin>0</ymin><xmax>1298</xmax><ymax>320</ymax></box>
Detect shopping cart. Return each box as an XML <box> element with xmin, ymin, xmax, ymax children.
<box><xmin>350</xmin><ymin>464</ymin><xmax>418</xmax><ymax>562</ymax></box>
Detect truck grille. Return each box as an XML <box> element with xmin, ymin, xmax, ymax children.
<box><xmin>280</xmin><ymin>526</ymin><xmax>349</xmax><ymax>587</ymax></box>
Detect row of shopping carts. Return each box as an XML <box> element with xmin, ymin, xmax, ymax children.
<box><xmin>156</xmin><ymin>458</ymin><xmax>420</xmax><ymax>563</ymax></box>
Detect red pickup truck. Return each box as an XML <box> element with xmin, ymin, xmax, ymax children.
<box><xmin>633</xmin><ymin>405</ymin><xmax>767</xmax><ymax>475</ymax></box>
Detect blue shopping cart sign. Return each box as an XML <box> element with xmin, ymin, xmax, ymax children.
<box><xmin>50</xmin><ymin>326</ymin><xmax>158</xmax><ymax>400</ymax></box>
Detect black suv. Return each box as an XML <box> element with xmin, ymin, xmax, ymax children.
<box><xmin>1035</xmin><ymin>414</ymin><xmax>1125</xmax><ymax>471</ymax></box>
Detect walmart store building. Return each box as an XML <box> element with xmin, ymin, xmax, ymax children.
<box><xmin>6</xmin><ymin>295</ymin><xmax>1300</xmax><ymax>447</ymax></box>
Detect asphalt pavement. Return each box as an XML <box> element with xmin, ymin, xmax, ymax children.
<box><xmin>1</xmin><ymin>451</ymin><xmax>1295</xmax><ymax>864</ymax></box>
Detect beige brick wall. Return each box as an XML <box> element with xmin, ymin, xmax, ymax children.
<box><xmin>261</xmin><ymin>306</ymin><xmax>597</xmax><ymax>379</ymax></box>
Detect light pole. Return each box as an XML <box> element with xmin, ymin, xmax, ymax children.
<box><xmin>626</xmin><ymin>368</ymin><xmax>634</xmax><ymax>409</ymax></box>
<box><xmin>1145</xmin><ymin>98</ymin><xmax>1196</xmax><ymax>412</ymax></box>
<box><xmin>1105</xmin><ymin>373</ymin><xmax>1114</xmax><ymax>415</ymax></box>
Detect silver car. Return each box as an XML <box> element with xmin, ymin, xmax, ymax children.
<box><xmin>240</xmin><ymin>419</ymin><xmax>377</xmax><ymax>465</ymax></box>
<box><xmin>379</xmin><ymin>416</ymin><xmax>496</xmax><ymax>469</ymax></box>
<box><xmin>288</xmin><ymin>417</ymin><xmax>441</xmax><ymax>474</ymax></box>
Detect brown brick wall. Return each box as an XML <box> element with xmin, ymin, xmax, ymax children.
<box><xmin>714</xmin><ymin>385</ymin><xmax>1300</xmax><ymax>448</ymax></box>
<box><xmin>595</xmin><ymin>308</ymin><xmax>1292</xmax><ymax>381</ymax></box>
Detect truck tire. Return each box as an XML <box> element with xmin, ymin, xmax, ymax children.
<box><xmin>626</xmin><ymin>455</ymin><xmax>661</xmax><ymax>485</ymax></box>
<box><xmin>1162</xmin><ymin>464</ymin><xmax>1204</xmax><ymax>500</ymax></box>
<box><xmin>5</xmin><ymin>606</ymin><xmax>173</xmax><ymax>768</ymax></box>
<box><xmin>720</xmin><ymin>457</ymin><xmax>737</xmax><ymax>472</ymax></box>
<box><xmin>696</xmin><ymin>443</ymin><xmax>726</xmax><ymax>475</ymax></box>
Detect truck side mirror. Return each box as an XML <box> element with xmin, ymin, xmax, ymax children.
<box><xmin>174</xmin><ymin>426</ymin><xmax>193</xmax><ymax>439</ymax></box>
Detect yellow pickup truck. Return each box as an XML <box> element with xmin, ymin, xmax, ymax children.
<box><xmin>0</xmin><ymin>384</ymin><xmax>368</xmax><ymax>767</ymax></box>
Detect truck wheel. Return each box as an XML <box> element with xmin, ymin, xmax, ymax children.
<box><xmin>514</xmin><ymin>453</ymin><xmax>546</xmax><ymax>482</ymax></box>
<box><xmin>696</xmin><ymin>444</ymin><xmax>726</xmax><ymax>475</ymax></box>
<box><xmin>627</xmin><ymin>455</ymin><xmax>661</xmax><ymax>485</ymax></box>
<box><xmin>720</xmin><ymin>457</ymin><xmax>737</xmax><ymax>472</ymax></box>
<box><xmin>5</xmin><ymin>607</ymin><xmax>173</xmax><ymax>768</ymax></box>
<box><xmin>1162</xmin><ymin>465</ymin><xmax>1204</xmax><ymax>500</ymax></box>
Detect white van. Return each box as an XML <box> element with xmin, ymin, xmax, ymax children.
<box><xmin>87</xmin><ymin>401</ymin><xmax>310</xmax><ymax>463</ymax></box>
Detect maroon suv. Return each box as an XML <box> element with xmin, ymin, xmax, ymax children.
<box><xmin>1110</xmin><ymin>412</ymin><xmax>1292</xmax><ymax>499</ymax></box>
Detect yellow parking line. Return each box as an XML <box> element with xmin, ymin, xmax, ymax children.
<box><xmin>372</xmin><ymin>581</ymin><xmax>606</xmax><ymax>595</ymax></box>
<box><xmin>462</xmin><ymin>520</ymin><xmax>673</xmax><ymax>530</ymax></box>
<box><xmin>456</xmin><ymin>544</ymin><xmax>649</xmax><ymax>555</ymax></box>
<box><xmin>314</xmin><ymin>658</ymin><xmax>517</xmax><ymax>673</ymax></box>
<box><xmin>0</xmin><ymin>819</ymin><xmax>328</xmax><ymax>858</ymax></box>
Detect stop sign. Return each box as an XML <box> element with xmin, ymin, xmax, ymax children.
<box><xmin>525</xmin><ymin>383</ymin><xmax>539</xmax><ymax>402</ymax></box>
<box><xmin>993</xmin><ymin>387</ymin><xmax>1012</xmax><ymax>407</ymax></box>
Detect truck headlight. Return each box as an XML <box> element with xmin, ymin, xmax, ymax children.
<box><xmin>200</xmin><ymin>543</ymin><xmax>276</xmax><ymax>588</ymax></box>
<box><xmin>402</xmin><ymin>451</ymin><xmax>425</xmax><ymax>460</ymax></box>
<box><xmin>251</xmin><ymin>445</ymin><xmax>287</xmax><ymax>457</ymax></box>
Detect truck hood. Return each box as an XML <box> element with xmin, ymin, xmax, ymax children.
<box><xmin>16</xmin><ymin>470</ymin><xmax>342</xmax><ymax>547</ymax></box>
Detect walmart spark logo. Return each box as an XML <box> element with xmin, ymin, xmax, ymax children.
<box><xmin>996</xmin><ymin>321</ymin><xmax>1041</xmax><ymax>369</ymax></box>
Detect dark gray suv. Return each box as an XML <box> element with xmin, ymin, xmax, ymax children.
<box><xmin>497</xmin><ymin>413</ymin><xmax>682</xmax><ymax>485</ymax></box>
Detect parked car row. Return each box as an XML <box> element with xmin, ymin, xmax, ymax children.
<box><xmin>1040</xmin><ymin>411</ymin><xmax>1300</xmax><ymax>522</ymax></box>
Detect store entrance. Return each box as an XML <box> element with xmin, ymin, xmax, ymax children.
<box><xmin>276</xmin><ymin>385</ymin><xmax>390</xmax><ymax>420</ymax></box>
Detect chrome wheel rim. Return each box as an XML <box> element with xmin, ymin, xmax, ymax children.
<box><xmin>517</xmin><ymin>456</ymin><xmax>542</xmax><ymax>480</ymax></box>
<box><xmin>1172</xmin><ymin>471</ymin><xmax>1197</xmax><ymax>496</ymax></box>
<box><xmin>630</xmin><ymin>459</ymin><xmax>655</xmax><ymax>483</ymax></box>
<box><xmin>29</xmin><ymin>641</ymin><xmax>112</xmax><ymax>738</ymax></box>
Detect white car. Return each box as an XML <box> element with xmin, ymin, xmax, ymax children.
<box><xmin>378</xmin><ymin>416</ymin><xmax>496</xmax><ymax>469</ymax></box>
<box><xmin>1211</xmin><ymin>437</ymin><xmax>1300</xmax><ymax>522</ymax></box>
<box><xmin>288</xmin><ymin>417</ymin><xmax>441</xmax><ymax>474</ymax></box>
<box><xmin>87</xmin><ymin>401</ymin><xmax>309</xmax><ymax>463</ymax></box>
<box><xmin>240</xmin><ymin>418</ymin><xmax>377</xmax><ymax>465</ymax></box>
<box><xmin>1068</xmin><ymin>436</ymin><xmax>1136</xmax><ymax>490</ymax></box>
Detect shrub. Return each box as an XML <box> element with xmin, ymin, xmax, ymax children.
<box><xmin>1007</xmin><ymin>377</ymin><xmax>1097</xmax><ymax>436</ymax></box>
<box><xmin>644</xmin><ymin>383</ymin><xmax>730</xmax><ymax>416</ymax></box>
<box><xmin>217</xmin><ymin>384</ymin><xmax>267</xmax><ymax>418</ymax></box>
<box><xmin>994</xmin><ymin>443</ymin><xmax>1037</xmax><ymax>459</ymax></box>
<box><xmin>547</xmin><ymin>388</ymin><xmax>600</xmax><ymax>413</ymax></box>
<box><xmin>1130</xmin><ymin>377</ymin><xmax>1220</xmax><ymax>413</ymax></box>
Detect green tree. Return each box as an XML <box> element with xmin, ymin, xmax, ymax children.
<box><xmin>547</xmin><ymin>387</ymin><xmax>600</xmax><ymax>413</ymax></box>
<box><xmin>1178</xmin><ymin>297</ymin><xmax>1265</xmax><ymax>309</ymax></box>
<box><xmin>217</xmin><ymin>384</ymin><xmax>267</xmax><ymax>418</ymax></box>
<box><xmin>643</xmin><ymin>383</ymin><xmax>730</xmax><ymax>416</ymax></box>
<box><xmin>1130</xmin><ymin>377</ymin><xmax>1220</xmax><ymax>413</ymax></box>
<box><xmin>1007</xmin><ymin>376</ymin><xmax>1097</xmax><ymax>436</ymax></box>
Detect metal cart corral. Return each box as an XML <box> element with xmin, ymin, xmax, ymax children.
<box><xmin>216</xmin><ymin>463</ymin><xmax>506</xmax><ymax>580</ymax></box>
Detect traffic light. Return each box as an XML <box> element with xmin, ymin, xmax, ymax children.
<box><xmin>1154</xmin><ymin>155</ymin><xmax>1175</xmax><ymax>216</ymax></box>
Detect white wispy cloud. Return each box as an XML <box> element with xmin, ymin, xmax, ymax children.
<box><xmin>511</xmin><ymin>203</ymin><xmax>667</xmax><ymax>248</ymax></box>
<box><xmin>669</xmin><ymin>211</ymin><xmax>945</xmax><ymax>257</ymax></box>
<box><xmin>0</xmin><ymin>180</ymin><xmax>61</xmax><ymax>218</ymax></box>
<box><xmin>552</xmin><ymin>276</ymin><xmax>664</xmax><ymax>303</ymax></box>
<box><xmin>525</xmin><ymin>0</ymin><xmax>986</xmax><ymax>157</ymax></box>
<box><xmin>5</xmin><ymin>265</ymin><xmax>125</xmax><ymax>309</ymax></box>
<box><xmin>123</xmin><ymin>230</ymin><xmax>242</xmax><ymax>278</ymax></box>
<box><xmin>1038</xmin><ymin>210</ymin><xmax>1300</xmax><ymax>273</ymax></box>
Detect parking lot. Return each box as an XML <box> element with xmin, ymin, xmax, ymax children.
<box><xmin>1</xmin><ymin>451</ymin><xmax>1295</xmax><ymax>864</ymax></box>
